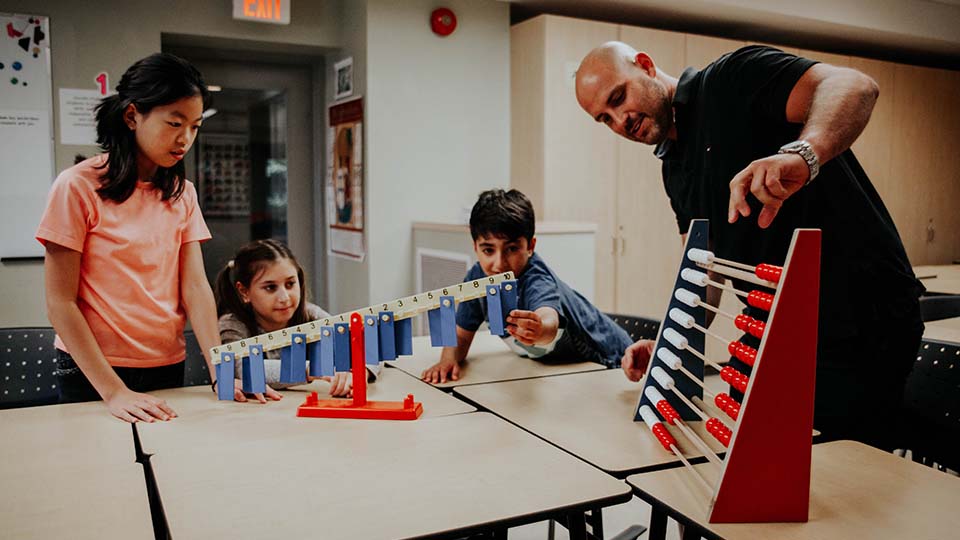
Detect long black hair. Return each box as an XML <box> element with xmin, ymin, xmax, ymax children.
<box><xmin>215</xmin><ymin>239</ymin><xmax>310</xmax><ymax>336</ymax></box>
<box><xmin>94</xmin><ymin>52</ymin><xmax>210</xmax><ymax>202</ymax></box>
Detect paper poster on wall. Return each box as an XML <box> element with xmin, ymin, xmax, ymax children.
<box><xmin>334</xmin><ymin>57</ymin><xmax>353</xmax><ymax>100</ymax></box>
<box><xmin>0</xmin><ymin>13</ymin><xmax>53</xmax><ymax>258</ymax></box>
<box><xmin>59</xmin><ymin>88</ymin><xmax>105</xmax><ymax>146</ymax></box>
<box><xmin>326</xmin><ymin>98</ymin><xmax>364</xmax><ymax>261</ymax></box>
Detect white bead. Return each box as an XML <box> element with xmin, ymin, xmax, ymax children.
<box><xmin>681</xmin><ymin>268</ymin><xmax>709</xmax><ymax>287</ymax></box>
<box><xmin>687</xmin><ymin>248</ymin><xmax>714</xmax><ymax>264</ymax></box>
<box><xmin>644</xmin><ymin>385</ymin><xmax>667</xmax><ymax>404</ymax></box>
<box><xmin>662</xmin><ymin>328</ymin><xmax>688</xmax><ymax>350</ymax></box>
<box><xmin>668</xmin><ymin>308</ymin><xmax>695</xmax><ymax>329</ymax></box>
<box><xmin>674</xmin><ymin>288</ymin><xmax>701</xmax><ymax>308</ymax></box>
<box><xmin>638</xmin><ymin>405</ymin><xmax>660</xmax><ymax>430</ymax></box>
<box><xmin>651</xmin><ymin>366</ymin><xmax>675</xmax><ymax>390</ymax></box>
<box><xmin>656</xmin><ymin>348</ymin><xmax>682</xmax><ymax>370</ymax></box>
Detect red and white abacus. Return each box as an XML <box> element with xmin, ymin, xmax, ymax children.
<box><xmin>635</xmin><ymin>219</ymin><xmax>821</xmax><ymax>523</ymax></box>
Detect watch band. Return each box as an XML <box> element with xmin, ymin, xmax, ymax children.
<box><xmin>778</xmin><ymin>140</ymin><xmax>820</xmax><ymax>184</ymax></box>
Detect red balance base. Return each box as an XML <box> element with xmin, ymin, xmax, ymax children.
<box><xmin>296</xmin><ymin>312</ymin><xmax>424</xmax><ymax>421</ymax></box>
<box><xmin>296</xmin><ymin>392</ymin><xmax>423</xmax><ymax>420</ymax></box>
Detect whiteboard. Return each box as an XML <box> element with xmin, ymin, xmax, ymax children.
<box><xmin>0</xmin><ymin>13</ymin><xmax>53</xmax><ymax>258</ymax></box>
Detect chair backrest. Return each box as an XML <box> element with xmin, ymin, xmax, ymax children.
<box><xmin>0</xmin><ymin>327</ymin><xmax>59</xmax><ymax>409</ymax></box>
<box><xmin>901</xmin><ymin>338</ymin><xmax>960</xmax><ymax>471</ymax></box>
<box><xmin>182</xmin><ymin>330</ymin><xmax>211</xmax><ymax>387</ymax></box>
<box><xmin>919</xmin><ymin>295</ymin><xmax>960</xmax><ymax>322</ymax></box>
<box><xmin>605</xmin><ymin>313</ymin><xmax>661</xmax><ymax>342</ymax></box>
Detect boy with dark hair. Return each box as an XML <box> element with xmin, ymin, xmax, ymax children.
<box><xmin>421</xmin><ymin>189</ymin><xmax>633</xmax><ymax>383</ymax></box>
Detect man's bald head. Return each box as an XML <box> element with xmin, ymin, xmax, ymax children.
<box><xmin>575</xmin><ymin>41</ymin><xmax>639</xmax><ymax>103</ymax></box>
<box><xmin>575</xmin><ymin>41</ymin><xmax>675</xmax><ymax>145</ymax></box>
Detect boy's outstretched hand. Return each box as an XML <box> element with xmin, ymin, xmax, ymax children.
<box><xmin>621</xmin><ymin>339</ymin><xmax>655</xmax><ymax>382</ymax></box>
<box><xmin>421</xmin><ymin>359</ymin><xmax>460</xmax><ymax>384</ymax></box>
<box><xmin>506</xmin><ymin>309</ymin><xmax>550</xmax><ymax>345</ymax></box>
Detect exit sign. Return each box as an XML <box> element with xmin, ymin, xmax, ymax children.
<box><xmin>233</xmin><ymin>0</ymin><xmax>290</xmax><ymax>25</ymax></box>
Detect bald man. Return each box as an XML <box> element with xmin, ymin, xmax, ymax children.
<box><xmin>576</xmin><ymin>42</ymin><xmax>924</xmax><ymax>450</ymax></box>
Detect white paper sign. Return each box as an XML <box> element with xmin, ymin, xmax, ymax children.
<box><xmin>58</xmin><ymin>88</ymin><xmax>103</xmax><ymax>146</ymax></box>
<box><xmin>0</xmin><ymin>109</ymin><xmax>53</xmax><ymax>257</ymax></box>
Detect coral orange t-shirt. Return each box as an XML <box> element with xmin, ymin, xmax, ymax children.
<box><xmin>36</xmin><ymin>155</ymin><xmax>211</xmax><ymax>367</ymax></box>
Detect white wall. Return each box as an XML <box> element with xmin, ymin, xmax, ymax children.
<box><xmin>323</xmin><ymin>0</ymin><xmax>370</xmax><ymax>313</ymax></box>
<box><xmin>365</xmin><ymin>0</ymin><xmax>511</xmax><ymax>304</ymax></box>
<box><xmin>0</xmin><ymin>0</ymin><xmax>342</xmax><ymax>326</ymax></box>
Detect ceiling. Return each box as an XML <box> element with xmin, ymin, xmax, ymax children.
<box><xmin>507</xmin><ymin>0</ymin><xmax>960</xmax><ymax>69</ymax></box>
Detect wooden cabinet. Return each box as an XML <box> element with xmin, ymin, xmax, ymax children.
<box><xmin>512</xmin><ymin>14</ymin><xmax>960</xmax><ymax>324</ymax></box>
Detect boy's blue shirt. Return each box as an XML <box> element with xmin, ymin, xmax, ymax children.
<box><xmin>456</xmin><ymin>252</ymin><xmax>633</xmax><ymax>366</ymax></box>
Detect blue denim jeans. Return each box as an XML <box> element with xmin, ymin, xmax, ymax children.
<box><xmin>55</xmin><ymin>350</ymin><xmax>184</xmax><ymax>403</ymax></box>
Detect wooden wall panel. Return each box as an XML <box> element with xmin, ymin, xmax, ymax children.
<box><xmin>510</xmin><ymin>17</ymin><xmax>546</xmax><ymax>218</ymax></box>
<box><xmin>890</xmin><ymin>65</ymin><xmax>960</xmax><ymax>264</ymax></box>
<box><xmin>685</xmin><ymin>34</ymin><xmax>746</xmax><ymax>69</ymax></box>
<box><xmin>542</xmin><ymin>15</ymin><xmax>620</xmax><ymax>310</ymax></box>
<box><xmin>615</xmin><ymin>25</ymin><xmax>685</xmax><ymax>318</ymax></box>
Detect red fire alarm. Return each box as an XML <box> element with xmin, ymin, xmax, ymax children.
<box><xmin>430</xmin><ymin>7</ymin><xmax>457</xmax><ymax>37</ymax></box>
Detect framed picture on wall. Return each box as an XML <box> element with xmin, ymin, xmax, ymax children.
<box><xmin>197</xmin><ymin>133</ymin><xmax>250</xmax><ymax>218</ymax></box>
<box><xmin>334</xmin><ymin>57</ymin><xmax>353</xmax><ymax>100</ymax></box>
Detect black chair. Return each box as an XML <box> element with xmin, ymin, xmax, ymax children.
<box><xmin>603</xmin><ymin>313</ymin><xmax>661</xmax><ymax>369</ymax></box>
<box><xmin>607</xmin><ymin>313</ymin><xmax>661</xmax><ymax>342</ymax></box>
<box><xmin>182</xmin><ymin>329</ymin><xmax>211</xmax><ymax>387</ymax></box>
<box><xmin>0</xmin><ymin>327</ymin><xmax>59</xmax><ymax>409</ymax></box>
<box><xmin>919</xmin><ymin>295</ymin><xmax>960</xmax><ymax>322</ymax></box>
<box><xmin>899</xmin><ymin>338</ymin><xmax>960</xmax><ymax>472</ymax></box>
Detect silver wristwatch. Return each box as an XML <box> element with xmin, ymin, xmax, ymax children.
<box><xmin>778</xmin><ymin>140</ymin><xmax>820</xmax><ymax>184</ymax></box>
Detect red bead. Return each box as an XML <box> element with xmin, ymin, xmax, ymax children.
<box><xmin>731</xmin><ymin>342</ymin><xmax>758</xmax><ymax>367</ymax></box>
<box><xmin>755</xmin><ymin>263</ymin><xmax>783</xmax><ymax>284</ymax></box>
<box><xmin>706</xmin><ymin>418</ymin><xmax>731</xmax><ymax>447</ymax></box>
<box><xmin>656</xmin><ymin>400</ymin><xmax>680</xmax><ymax>425</ymax></box>
<box><xmin>720</xmin><ymin>366</ymin><xmax>749</xmax><ymax>393</ymax></box>
<box><xmin>715</xmin><ymin>392</ymin><xmax>740</xmax><ymax>420</ymax></box>
<box><xmin>747</xmin><ymin>290</ymin><xmax>774</xmax><ymax>311</ymax></box>
<box><xmin>734</xmin><ymin>314</ymin><xmax>766</xmax><ymax>338</ymax></box>
<box><xmin>651</xmin><ymin>423</ymin><xmax>676</xmax><ymax>451</ymax></box>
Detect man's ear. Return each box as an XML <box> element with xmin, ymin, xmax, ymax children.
<box><xmin>528</xmin><ymin>236</ymin><xmax>537</xmax><ymax>254</ymax></box>
<box><xmin>634</xmin><ymin>52</ymin><xmax>657</xmax><ymax>77</ymax></box>
<box><xmin>123</xmin><ymin>103</ymin><xmax>138</xmax><ymax>130</ymax></box>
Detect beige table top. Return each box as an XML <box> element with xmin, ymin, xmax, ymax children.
<box><xmin>455</xmin><ymin>369</ymin><xmax>725</xmax><ymax>477</ymax></box>
<box><xmin>915</xmin><ymin>264</ymin><xmax>960</xmax><ymax>294</ymax></box>
<box><xmin>627</xmin><ymin>440</ymin><xmax>960</xmax><ymax>540</ymax></box>
<box><xmin>0</xmin><ymin>401</ymin><xmax>153</xmax><ymax>539</ymax></box>
<box><xmin>152</xmin><ymin>412</ymin><xmax>632</xmax><ymax>539</ymax></box>
<box><xmin>0</xmin><ymin>398</ymin><xmax>137</xmax><ymax>467</ymax></box>
<box><xmin>388</xmin><ymin>333</ymin><xmax>606</xmax><ymax>388</ymax></box>
<box><xmin>136</xmin><ymin>365</ymin><xmax>476</xmax><ymax>454</ymax></box>
<box><xmin>923</xmin><ymin>317</ymin><xmax>960</xmax><ymax>343</ymax></box>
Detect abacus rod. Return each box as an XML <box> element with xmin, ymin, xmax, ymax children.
<box><xmin>682</xmin><ymin>342</ymin><xmax>725</xmax><ymax>372</ymax></box>
<box><xmin>670</xmin><ymin>443</ymin><xmax>715</xmax><ymax>492</ymax></box>
<box><xmin>674</xmin><ymin>364</ymin><xmax>716</xmax><ymax>400</ymax></box>
<box><xmin>696</xmin><ymin>262</ymin><xmax>778</xmax><ymax>289</ymax></box>
<box><xmin>710</xmin><ymin>256</ymin><xmax>755</xmax><ymax>272</ymax></box>
<box><xmin>673</xmin><ymin>419</ymin><xmax>725</xmax><ymax>467</ymax></box>
<box><xmin>668</xmin><ymin>386</ymin><xmax>710</xmax><ymax>422</ymax></box>
<box><xmin>692</xmin><ymin>321</ymin><xmax>733</xmax><ymax>346</ymax></box>
<box><xmin>692</xmin><ymin>396</ymin><xmax>734</xmax><ymax>433</ymax></box>
<box><xmin>696</xmin><ymin>300</ymin><xmax>736</xmax><ymax>322</ymax></box>
<box><xmin>706</xmin><ymin>278</ymin><xmax>748</xmax><ymax>298</ymax></box>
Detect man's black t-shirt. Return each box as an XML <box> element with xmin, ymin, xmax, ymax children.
<box><xmin>655</xmin><ymin>46</ymin><xmax>923</xmax><ymax>346</ymax></box>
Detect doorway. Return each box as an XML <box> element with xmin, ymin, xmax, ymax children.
<box><xmin>164</xmin><ymin>43</ymin><xmax>327</xmax><ymax>308</ymax></box>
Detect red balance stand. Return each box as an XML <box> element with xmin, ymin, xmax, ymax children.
<box><xmin>297</xmin><ymin>312</ymin><xmax>423</xmax><ymax>420</ymax></box>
